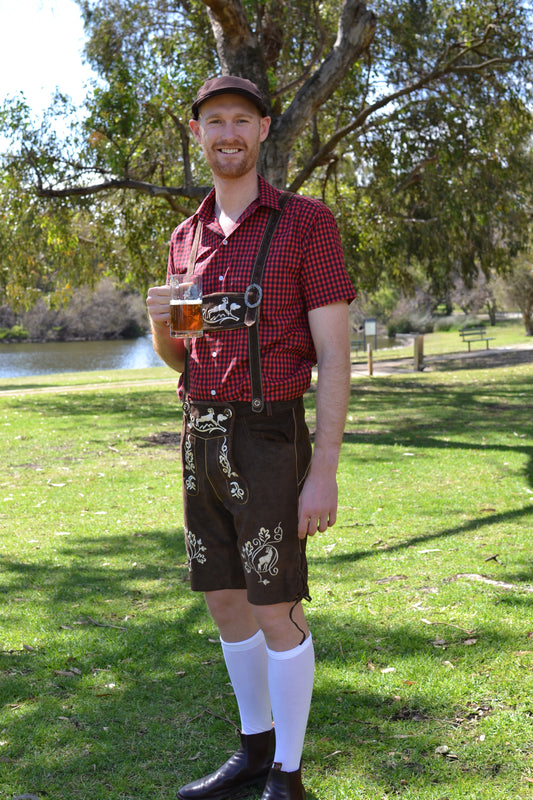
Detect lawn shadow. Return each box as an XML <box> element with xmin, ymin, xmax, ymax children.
<box><xmin>313</xmin><ymin>504</ymin><xmax>533</xmax><ymax>575</ymax></box>
<box><xmin>1</xmin><ymin>522</ymin><xmax>529</xmax><ymax>797</ymax></box>
<box><xmin>2</xmin><ymin>370</ymin><xmax>532</xmax><ymax>796</ymax></box>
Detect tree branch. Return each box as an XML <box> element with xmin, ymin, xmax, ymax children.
<box><xmin>273</xmin><ymin>0</ymin><xmax>377</xmax><ymax>152</ymax></box>
<box><xmin>270</xmin><ymin>0</ymin><xmax>328</xmax><ymax>100</ymax></box>
<box><xmin>166</xmin><ymin>108</ymin><xmax>195</xmax><ymax>189</ymax></box>
<box><xmin>393</xmin><ymin>154</ymin><xmax>439</xmax><ymax>194</ymax></box>
<box><xmin>288</xmin><ymin>38</ymin><xmax>527</xmax><ymax>192</ymax></box>
<box><xmin>36</xmin><ymin>177</ymin><xmax>207</xmax><ymax>212</ymax></box>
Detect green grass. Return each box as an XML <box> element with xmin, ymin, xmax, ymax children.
<box><xmin>1</xmin><ymin>350</ymin><xmax>533</xmax><ymax>799</ymax></box>
<box><xmin>0</xmin><ymin>364</ymin><xmax>178</xmax><ymax>391</ymax></box>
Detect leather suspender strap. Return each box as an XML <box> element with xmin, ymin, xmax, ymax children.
<box><xmin>244</xmin><ymin>191</ymin><xmax>292</xmax><ymax>328</ymax></box>
<box><xmin>246</xmin><ymin>191</ymin><xmax>292</xmax><ymax>412</ymax></box>
<box><xmin>183</xmin><ymin>219</ymin><xmax>203</xmax><ymax>401</ymax></box>
<box><xmin>187</xmin><ymin>221</ymin><xmax>203</xmax><ymax>276</ymax></box>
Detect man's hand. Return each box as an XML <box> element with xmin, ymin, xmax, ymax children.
<box><xmin>297</xmin><ymin>453</ymin><xmax>338</xmax><ymax>538</ymax></box>
<box><xmin>146</xmin><ymin>284</ymin><xmax>172</xmax><ymax>327</ymax></box>
<box><xmin>146</xmin><ymin>284</ymin><xmax>186</xmax><ymax>372</ymax></box>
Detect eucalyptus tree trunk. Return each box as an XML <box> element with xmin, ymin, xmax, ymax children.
<box><xmin>204</xmin><ymin>0</ymin><xmax>377</xmax><ymax>188</ymax></box>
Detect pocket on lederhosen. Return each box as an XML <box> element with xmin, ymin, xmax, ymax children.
<box><xmin>181</xmin><ymin>401</ymin><xmax>249</xmax><ymax>506</ymax></box>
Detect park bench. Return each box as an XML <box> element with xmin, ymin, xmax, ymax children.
<box><xmin>459</xmin><ymin>325</ymin><xmax>495</xmax><ymax>351</ymax></box>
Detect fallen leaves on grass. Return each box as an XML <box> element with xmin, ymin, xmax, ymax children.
<box><xmin>435</xmin><ymin>744</ymin><xmax>459</xmax><ymax>760</ymax></box>
<box><xmin>53</xmin><ymin>669</ymin><xmax>82</xmax><ymax>678</ymax></box>
<box><xmin>60</xmin><ymin>617</ymin><xmax>126</xmax><ymax>631</ymax></box>
<box><xmin>375</xmin><ymin>574</ymin><xmax>408</xmax><ymax>584</ymax></box>
<box><xmin>431</xmin><ymin>636</ymin><xmax>477</xmax><ymax>649</ymax></box>
<box><xmin>453</xmin><ymin>703</ymin><xmax>493</xmax><ymax>727</ymax></box>
<box><xmin>451</xmin><ymin>573</ymin><xmax>533</xmax><ymax>593</ymax></box>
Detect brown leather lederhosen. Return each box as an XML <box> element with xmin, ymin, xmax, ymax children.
<box><xmin>182</xmin><ymin>191</ymin><xmax>292</xmax><ymax>413</ymax></box>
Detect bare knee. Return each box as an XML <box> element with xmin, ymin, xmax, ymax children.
<box><xmin>204</xmin><ymin>589</ymin><xmax>259</xmax><ymax>642</ymax></box>
<box><xmin>251</xmin><ymin>601</ymin><xmax>309</xmax><ymax>651</ymax></box>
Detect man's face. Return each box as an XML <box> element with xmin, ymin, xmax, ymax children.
<box><xmin>189</xmin><ymin>94</ymin><xmax>270</xmax><ymax>180</ymax></box>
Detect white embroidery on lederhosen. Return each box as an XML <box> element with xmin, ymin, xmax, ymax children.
<box><xmin>203</xmin><ymin>296</ymin><xmax>242</xmax><ymax>325</ymax></box>
<box><xmin>185</xmin><ymin>529</ymin><xmax>207</xmax><ymax>570</ymax></box>
<box><xmin>184</xmin><ymin>435</ymin><xmax>197</xmax><ymax>493</ymax></box>
<box><xmin>188</xmin><ymin>407</ymin><xmax>232</xmax><ymax>434</ymax></box>
<box><xmin>241</xmin><ymin>524</ymin><xmax>283</xmax><ymax>586</ymax></box>
<box><xmin>219</xmin><ymin>438</ymin><xmax>247</xmax><ymax>501</ymax></box>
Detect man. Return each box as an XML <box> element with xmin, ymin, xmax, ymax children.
<box><xmin>147</xmin><ymin>76</ymin><xmax>355</xmax><ymax>800</ymax></box>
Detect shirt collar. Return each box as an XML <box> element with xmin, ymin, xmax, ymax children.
<box><xmin>195</xmin><ymin>174</ymin><xmax>283</xmax><ymax>225</ymax></box>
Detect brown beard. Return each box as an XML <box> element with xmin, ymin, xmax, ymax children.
<box><xmin>203</xmin><ymin>140</ymin><xmax>261</xmax><ymax>179</ymax></box>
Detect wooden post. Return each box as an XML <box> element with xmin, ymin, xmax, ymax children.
<box><xmin>414</xmin><ymin>334</ymin><xmax>424</xmax><ymax>371</ymax></box>
<box><xmin>367</xmin><ymin>342</ymin><xmax>373</xmax><ymax>376</ymax></box>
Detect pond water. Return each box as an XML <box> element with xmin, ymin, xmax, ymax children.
<box><xmin>0</xmin><ymin>335</ymin><xmax>165</xmax><ymax>378</ymax></box>
<box><xmin>0</xmin><ymin>334</ymin><xmax>403</xmax><ymax>379</ymax></box>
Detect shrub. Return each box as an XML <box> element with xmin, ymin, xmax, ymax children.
<box><xmin>0</xmin><ymin>325</ymin><xmax>29</xmax><ymax>341</ymax></box>
<box><xmin>16</xmin><ymin>280</ymin><xmax>150</xmax><ymax>342</ymax></box>
<box><xmin>389</xmin><ymin>313</ymin><xmax>434</xmax><ymax>334</ymax></box>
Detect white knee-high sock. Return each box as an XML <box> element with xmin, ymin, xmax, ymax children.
<box><xmin>220</xmin><ymin>629</ymin><xmax>272</xmax><ymax>735</ymax></box>
<box><xmin>267</xmin><ymin>633</ymin><xmax>315</xmax><ymax>772</ymax></box>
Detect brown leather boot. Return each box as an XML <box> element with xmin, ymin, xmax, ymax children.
<box><xmin>177</xmin><ymin>729</ymin><xmax>275</xmax><ymax>800</ymax></box>
<box><xmin>260</xmin><ymin>764</ymin><xmax>307</xmax><ymax>800</ymax></box>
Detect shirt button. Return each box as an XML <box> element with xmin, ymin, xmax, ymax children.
<box><xmin>222</xmin><ymin>239</ymin><xmax>228</xmax><ymax>245</ymax></box>
<box><xmin>219</xmin><ymin>275</ymin><xmax>224</xmax><ymax>282</ymax></box>
<box><xmin>211</xmin><ymin>389</ymin><xmax>216</xmax><ymax>396</ymax></box>
<box><xmin>212</xmin><ymin>351</ymin><xmax>217</xmax><ymax>358</ymax></box>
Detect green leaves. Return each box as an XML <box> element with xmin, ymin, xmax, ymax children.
<box><xmin>0</xmin><ymin>0</ymin><xmax>532</xmax><ymax>305</ymax></box>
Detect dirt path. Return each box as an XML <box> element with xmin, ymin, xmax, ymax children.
<box><xmin>351</xmin><ymin>343</ymin><xmax>533</xmax><ymax>376</ymax></box>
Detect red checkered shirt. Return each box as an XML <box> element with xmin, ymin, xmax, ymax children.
<box><xmin>167</xmin><ymin>175</ymin><xmax>355</xmax><ymax>402</ymax></box>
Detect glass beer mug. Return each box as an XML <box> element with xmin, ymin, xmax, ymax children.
<box><xmin>169</xmin><ymin>274</ymin><xmax>203</xmax><ymax>338</ymax></box>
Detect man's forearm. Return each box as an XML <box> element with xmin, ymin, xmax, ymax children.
<box><xmin>150</xmin><ymin>319</ymin><xmax>186</xmax><ymax>373</ymax></box>
<box><xmin>311</xmin><ymin>344</ymin><xmax>351</xmax><ymax>472</ymax></box>
<box><xmin>298</xmin><ymin>301</ymin><xmax>352</xmax><ymax>536</ymax></box>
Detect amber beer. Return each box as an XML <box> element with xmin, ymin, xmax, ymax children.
<box><xmin>170</xmin><ymin>299</ymin><xmax>203</xmax><ymax>338</ymax></box>
<box><xmin>169</xmin><ymin>273</ymin><xmax>203</xmax><ymax>338</ymax></box>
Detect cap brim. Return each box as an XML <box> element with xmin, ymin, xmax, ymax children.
<box><xmin>192</xmin><ymin>88</ymin><xmax>268</xmax><ymax>118</ymax></box>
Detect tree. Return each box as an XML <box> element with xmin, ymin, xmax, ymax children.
<box><xmin>501</xmin><ymin>254</ymin><xmax>533</xmax><ymax>335</ymax></box>
<box><xmin>450</xmin><ymin>272</ymin><xmax>498</xmax><ymax>324</ymax></box>
<box><xmin>339</xmin><ymin>93</ymin><xmax>533</xmax><ymax>298</ymax></box>
<box><xmin>1</xmin><ymin>0</ymin><xmax>532</xmax><ymax>307</ymax></box>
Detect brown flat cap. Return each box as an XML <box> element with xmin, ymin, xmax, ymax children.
<box><xmin>192</xmin><ymin>76</ymin><xmax>269</xmax><ymax>119</ymax></box>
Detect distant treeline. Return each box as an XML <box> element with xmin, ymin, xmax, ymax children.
<box><xmin>0</xmin><ymin>280</ymin><xmax>149</xmax><ymax>343</ymax></box>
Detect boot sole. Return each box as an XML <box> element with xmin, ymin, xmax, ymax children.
<box><xmin>177</xmin><ymin>773</ymin><xmax>267</xmax><ymax>800</ymax></box>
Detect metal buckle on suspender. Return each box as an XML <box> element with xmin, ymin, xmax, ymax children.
<box><xmin>244</xmin><ymin>283</ymin><xmax>262</xmax><ymax>309</ymax></box>
<box><xmin>244</xmin><ymin>284</ymin><xmax>262</xmax><ymax>328</ymax></box>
